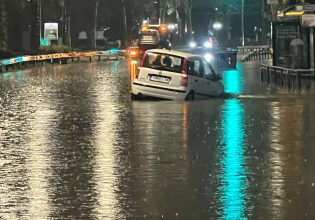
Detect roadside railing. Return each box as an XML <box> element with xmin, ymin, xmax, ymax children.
<box><xmin>237</xmin><ymin>45</ymin><xmax>269</xmax><ymax>54</ymax></box>
<box><xmin>261</xmin><ymin>63</ymin><xmax>314</xmax><ymax>89</ymax></box>
<box><xmin>0</xmin><ymin>50</ymin><xmax>123</xmax><ymax>73</ymax></box>
<box><xmin>241</xmin><ymin>49</ymin><xmax>271</xmax><ymax>62</ymax></box>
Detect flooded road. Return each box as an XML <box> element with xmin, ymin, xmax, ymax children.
<box><xmin>1</xmin><ymin>60</ymin><xmax>315</xmax><ymax>219</ymax></box>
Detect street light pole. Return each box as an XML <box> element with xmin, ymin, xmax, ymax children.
<box><xmin>241</xmin><ymin>0</ymin><xmax>245</xmax><ymax>46</ymax></box>
<box><xmin>122</xmin><ymin>0</ymin><xmax>127</xmax><ymax>47</ymax></box>
<box><xmin>38</xmin><ymin>0</ymin><xmax>42</xmax><ymax>44</ymax></box>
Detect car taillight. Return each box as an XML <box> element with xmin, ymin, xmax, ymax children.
<box><xmin>181</xmin><ymin>72</ymin><xmax>188</xmax><ymax>87</ymax></box>
<box><xmin>127</xmin><ymin>47</ymin><xmax>140</xmax><ymax>59</ymax></box>
<box><xmin>130</xmin><ymin>60</ymin><xmax>140</xmax><ymax>81</ymax></box>
<box><xmin>140</xmin><ymin>53</ymin><xmax>146</xmax><ymax>67</ymax></box>
<box><xmin>141</xmin><ymin>24</ymin><xmax>149</xmax><ymax>32</ymax></box>
<box><xmin>159</xmin><ymin>24</ymin><xmax>168</xmax><ymax>33</ymax></box>
<box><xmin>136</xmin><ymin>67</ymin><xmax>140</xmax><ymax>79</ymax></box>
<box><xmin>181</xmin><ymin>59</ymin><xmax>188</xmax><ymax>87</ymax></box>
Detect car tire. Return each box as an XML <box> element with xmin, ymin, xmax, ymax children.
<box><xmin>131</xmin><ymin>93</ymin><xmax>139</xmax><ymax>100</ymax></box>
<box><xmin>185</xmin><ymin>91</ymin><xmax>195</xmax><ymax>101</ymax></box>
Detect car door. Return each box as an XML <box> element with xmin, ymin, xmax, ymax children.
<box><xmin>203</xmin><ymin>60</ymin><xmax>223</xmax><ymax>96</ymax></box>
<box><xmin>186</xmin><ymin>58</ymin><xmax>205</xmax><ymax>98</ymax></box>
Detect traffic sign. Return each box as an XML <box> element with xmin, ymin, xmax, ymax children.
<box><xmin>44</xmin><ymin>23</ymin><xmax>58</xmax><ymax>40</ymax></box>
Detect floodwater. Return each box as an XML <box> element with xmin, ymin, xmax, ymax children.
<box><xmin>1</xmin><ymin>59</ymin><xmax>315</xmax><ymax>219</ymax></box>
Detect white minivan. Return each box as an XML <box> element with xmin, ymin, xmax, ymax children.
<box><xmin>131</xmin><ymin>49</ymin><xmax>224</xmax><ymax>100</ymax></box>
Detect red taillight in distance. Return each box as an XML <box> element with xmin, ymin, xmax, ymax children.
<box><xmin>127</xmin><ymin>47</ymin><xmax>140</xmax><ymax>59</ymax></box>
<box><xmin>181</xmin><ymin>59</ymin><xmax>188</xmax><ymax>87</ymax></box>
<box><xmin>159</xmin><ymin>24</ymin><xmax>168</xmax><ymax>35</ymax></box>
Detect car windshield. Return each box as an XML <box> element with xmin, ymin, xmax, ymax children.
<box><xmin>142</xmin><ymin>52</ymin><xmax>184</xmax><ymax>73</ymax></box>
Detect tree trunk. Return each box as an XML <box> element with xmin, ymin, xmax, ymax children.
<box><xmin>0</xmin><ymin>0</ymin><xmax>8</xmax><ymax>51</ymax></box>
<box><xmin>93</xmin><ymin>0</ymin><xmax>99</xmax><ymax>50</ymax></box>
<box><xmin>185</xmin><ymin>0</ymin><xmax>192</xmax><ymax>40</ymax></box>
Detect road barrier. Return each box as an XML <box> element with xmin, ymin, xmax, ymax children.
<box><xmin>241</xmin><ymin>48</ymin><xmax>271</xmax><ymax>62</ymax></box>
<box><xmin>261</xmin><ymin>63</ymin><xmax>315</xmax><ymax>89</ymax></box>
<box><xmin>237</xmin><ymin>45</ymin><xmax>270</xmax><ymax>54</ymax></box>
<box><xmin>0</xmin><ymin>50</ymin><xmax>123</xmax><ymax>73</ymax></box>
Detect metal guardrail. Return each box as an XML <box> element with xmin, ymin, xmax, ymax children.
<box><xmin>237</xmin><ymin>45</ymin><xmax>269</xmax><ymax>54</ymax></box>
<box><xmin>0</xmin><ymin>50</ymin><xmax>122</xmax><ymax>73</ymax></box>
<box><xmin>240</xmin><ymin>49</ymin><xmax>271</xmax><ymax>62</ymax></box>
<box><xmin>260</xmin><ymin>63</ymin><xmax>314</xmax><ymax>89</ymax></box>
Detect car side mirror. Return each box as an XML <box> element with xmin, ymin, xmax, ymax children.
<box><xmin>216</xmin><ymin>74</ymin><xmax>222</xmax><ymax>80</ymax></box>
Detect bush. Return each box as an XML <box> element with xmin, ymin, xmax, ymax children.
<box><xmin>39</xmin><ymin>44</ymin><xmax>70</xmax><ymax>54</ymax></box>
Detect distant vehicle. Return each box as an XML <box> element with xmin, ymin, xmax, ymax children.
<box><xmin>186</xmin><ymin>34</ymin><xmax>237</xmax><ymax>71</ymax></box>
<box><xmin>138</xmin><ymin>23</ymin><xmax>173</xmax><ymax>50</ymax></box>
<box><xmin>131</xmin><ymin>49</ymin><xmax>224</xmax><ymax>100</ymax></box>
<box><xmin>188</xmin><ymin>35</ymin><xmax>220</xmax><ymax>51</ymax></box>
<box><xmin>126</xmin><ymin>22</ymin><xmax>175</xmax><ymax>60</ymax></box>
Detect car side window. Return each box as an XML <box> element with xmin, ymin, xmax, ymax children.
<box><xmin>187</xmin><ymin>59</ymin><xmax>204</xmax><ymax>78</ymax></box>
<box><xmin>204</xmin><ymin>61</ymin><xmax>215</xmax><ymax>80</ymax></box>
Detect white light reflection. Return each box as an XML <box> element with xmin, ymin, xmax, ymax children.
<box><xmin>267</xmin><ymin>101</ymin><xmax>304</xmax><ymax>218</ymax></box>
<box><xmin>93</xmin><ymin>70</ymin><xmax>121</xmax><ymax>219</ymax></box>
<box><xmin>27</xmin><ymin>102</ymin><xmax>53</xmax><ymax>218</ymax></box>
<box><xmin>0</xmin><ymin>69</ymin><xmax>52</xmax><ymax>219</ymax></box>
<box><xmin>268</xmin><ymin>102</ymin><xmax>285</xmax><ymax>218</ymax></box>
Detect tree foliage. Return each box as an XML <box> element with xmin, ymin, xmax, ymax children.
<box><xmin>1</xmin><ymin>0</ymin><xmax>196</xmax><ymax>51</ymax></box>
<box><xmin>0</xmin><ymin>0</ymin><xmax>8</xmax><ymax>51</ymax></box>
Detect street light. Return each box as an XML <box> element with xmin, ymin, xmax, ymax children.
<box><xmin>213</xmin><ymin>22</ymin><xmax>223</xmax><ymax>30</ymax></box>
<box><xmin>213</xmin><ymin>22</ymin><xmax>222</xmax><ymax>39</ymax></box>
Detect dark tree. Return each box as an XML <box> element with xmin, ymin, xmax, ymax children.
<box><xmin>0</xmin><ymin>0</ymin><xmax>8</xmax><ymax>51</ymax></box>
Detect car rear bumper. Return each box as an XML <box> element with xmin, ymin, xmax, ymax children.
<box><xmin>132</xmin><ymin>82</ymin><xmax>187</xmax><ymax>100</ymax></box>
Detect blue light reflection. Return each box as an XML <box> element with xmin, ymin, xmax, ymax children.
<box><xmin>223</xmin><ymin>68</ymin><xmax>243</xmax><ymax>95</ymax></box>
<box><xmin>220</xmin><ymin>99</ymin><xmax>247</xmax><ymax>220</ymax></box>
<box><xmin>218</xmin><ymin>64</ymin><xmax>248</xmax><ymax>219</ymax></box>
<box><xmin>111</xmin><ymin>60</ymin><xmax>121</xmax><ymax>74</ymax></box>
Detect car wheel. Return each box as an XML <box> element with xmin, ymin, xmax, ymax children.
<box><xmin>131</xmin><ymin>93</ymin><xmax>139</xmax><ymax>100</ymax></box>
<box><xmin>185</xmin><ymin>91</ymin><xmax>195</xmax><ymax>101</ymax></box>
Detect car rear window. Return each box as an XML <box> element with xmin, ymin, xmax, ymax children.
<box><xmin>142</xmin><ymin>52</ymin><xmax>184</xmax><ymax>73</ymax></box>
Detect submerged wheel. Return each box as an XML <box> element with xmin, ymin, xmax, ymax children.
<box><xmin>185</xmin><ymin>91</ymin><xmax>195</xmax><ymax>101</ymax></box>
<box><xmin>131</xmin><ymin>93</ymin><xmax>139</xmax><ymax>100</ymax></box>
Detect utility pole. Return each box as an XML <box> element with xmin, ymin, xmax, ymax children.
<box><xmin>261</xmin><ymin>0</ymin><xmax>265</xmax><ymax>44</ymax></box>
<box><xmin>61</xmin><ymin>0</ymin><xmax>65</xmax><ymax>45</ymax></box>
<box><xmin>241</xmin><ymin>0</ymin><xmax>245</xmax><ymax>46</ymax></box>
<box><xmin>94</xmin><ymin>0</ymin><xmax>99</xmax><ymax>50</ymax></box>
<box><xmin>122</xmin><ymin>0</ymin><xmax>127</xmax><ymax>47</ymax></box>
<box><xmin>38</xmin><ymin>0</ymin><xmax>42</xmax><ymax>45</ymax></box>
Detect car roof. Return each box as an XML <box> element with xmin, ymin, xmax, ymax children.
<box><xmin>146</xmin><ymin>49</ymin><xmax>198</xmax><ymax>59</ymax></box>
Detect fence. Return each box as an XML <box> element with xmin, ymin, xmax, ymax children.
<box><xmin>0</xmin><ymin>50</ymin><xmax>121</xmax><ymax>73</ymax></box>
<box><xmin>240</xmin><ymin>48</ymin><xmax>271</xmax><ymax>62</ymax></box>
<box><xmin>237</xmin><ymin>45</ymin><xmax>270</xmax><ymax>54</ymax></box>
<box><xmin>260</xmin><ymin>63</ymin><xmax>314</xmax><ymax>89</ymax></box>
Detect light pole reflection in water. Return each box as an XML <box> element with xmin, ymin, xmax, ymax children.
<box><xmin>218</xmin><ymin>66</ymin><xmax>249</xmax><ymax>219</ymax></box>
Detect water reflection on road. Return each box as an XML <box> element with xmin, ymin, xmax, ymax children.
<box><xmin>1</xmin><ymin>60</ymin><xmax>315</xmax><ymax>219</ymax></box>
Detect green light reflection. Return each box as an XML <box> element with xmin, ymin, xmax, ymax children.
<box><xmin>219</xmin><ymin>65</ymin><xmax>248</xmax><ymax>219</ymax></box>
<box><xmin>223</xmin><ymin>68</ymin><xmax>243</xmax><ymax>95</ymax></box>
<box><xmin>111</xmin><ymin>60</ymin><xmax>121</xmax><ymax>74</ymax></box>
<box><xmin>220</xmin><ymin>99</ymin><xmax>247</xmax><ymax>220</ymax></box>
